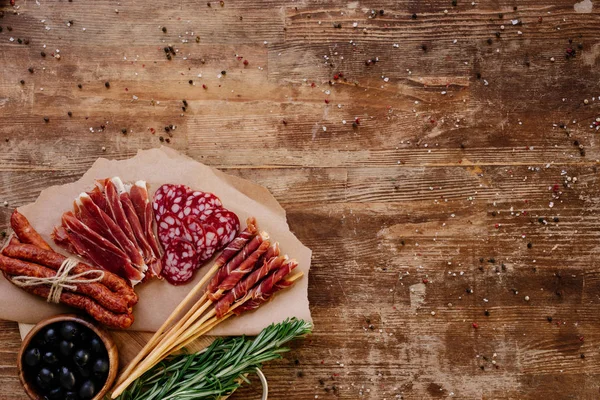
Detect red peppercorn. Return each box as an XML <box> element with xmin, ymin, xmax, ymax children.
<box><xmin>311</xmin><ymin>82</ymin><xmax>316</xmax><ymax>88</ymax></box>
<box><xmin>324</xmin><ymin>99</ymin><xmax>329</xmax><ymax>104</ymax></box>
<box><xmin>354</xmin><ymin>117</ymin><xmax>360</xmax><ymax>125</ymax></box>
<box><xmin>472</xmin><ymin>322</ymin><xmax>479</xmax><ymax>329</ymax></box>
<box><xmin>202</xmin><ymin>84</ymin><xmax>207</xmax><ymax>89</ymax></box>
<box><xmin>282</xmin><ymin>120</ymin><xmax>287</xmax><ymax>125</ymax></box>
<box><xmin>243</xmin><ymin>59</ymin><xmax>249</xmax><ymax>66</ymax></box>
<box><xmin>10</xmin><ymin>0</ymin><xmax>15</xmax><ymax>5</ymax></box>
<box><xmin>333</xmin><ymin>74</ymin><xmax>339</xmax><ymax>80</ymax></box>
<box><xmin>422</xmin><ymin>278</ymin><xmax>428</xmax><ymax>284</ymax></box>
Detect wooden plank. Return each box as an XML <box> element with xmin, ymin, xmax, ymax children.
<box><xmin>2</xmin><ymin>0</ymin><xmax>600</xmax><ymax>398</ymax></box>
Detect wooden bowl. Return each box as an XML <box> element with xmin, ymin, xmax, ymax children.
<box><xmin>17</xmin><ymin>313</ymin><xmax>119</xmax><ymax>400</ymax></box>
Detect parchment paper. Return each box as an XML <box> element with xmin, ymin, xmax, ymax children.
<box><xmin>0</xmin><ymin>147</ymin><xmax>312</xmax><ymax>335</ymax></box>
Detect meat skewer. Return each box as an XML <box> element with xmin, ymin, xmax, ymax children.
<box><xmin>115</xmin><ymin>219</ymin><xmax>258</xmax><ymax>386</ymax></box>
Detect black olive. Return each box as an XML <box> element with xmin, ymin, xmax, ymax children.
<box><xmin>38</xmin><ymin>367</ymin><xmax>55</xmax><ymax>383</ymax></box>
<box><xmin>78</xmin><ymin>329</ymin><xmax>91</xmax><ymax>345</ymax></box>
<box><xmin>92</xmin><ymin>358</ymin><xmax>109</xmax><ymax>376</ymax></box>
<box><xmin>47</xmin><ymin>386</ymin><xmax>65</xmax><ymax>400</ymax></box>
<box><xmin>59</xmin><ymin>340</ymin><xmax>75</xmax><ymax>357</ymax></box>
<box><xmin>35</xmin><ymin>374</ymin><xmax>50</xmax><ymax>390</ymax></box>
<box><xmin>43</xmin><ymin>351</ymin><xmax>59</xmax><ymax>365</ymax></box>
<box><xmin>89</xmin><ymin>336</ymin><xmax>104</xmax><ymax>354</ymax></box>
<box><xmin>43</xmin><ymin>327</ymin><xmax>59</xmax><ymax>345</ymax></box>
<box><xmin>75</xmin><ymin>364</ymin><xmax>91</xmax><ymax>378</ymax></box>
<box><xmin>60</xmin><ymin>322</ymin><xmax>79</xmax><ymax>341</ymax></box>
<box><xmin>59</xmin><ymin>366</ymin><xmax>77</xmax><ymax>390</ymax></box>
<box><xmin>23</xmin><ymin>347</ymin><xmax>41</xmax><ymax>367</ymax></box>
<box><xmin>78</xmin><ymin>380</ymin><xmax>96</xmax><ymax>399</ymax></box>
<box><xmin>64</xmin><ymin>391</ymin><xmax>79</xmax><ymax>400</ymax></box>
<box><xmin>73</xmin><ymin>349</ymin><xmax>90</xmax><ymax>367</ymax></box>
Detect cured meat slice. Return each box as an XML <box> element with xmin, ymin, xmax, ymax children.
<box><xmin>121</xmin><ymin>189</ymin><xmax>160</xmax><ymax>279</ymax></box>
<box><xmin>87</xmin><ymin>186</ymin><xmax>108</xmax><ymax>213</ymax></box>
<box><xmin>153</xmin><ymin>184</ymin><xmax>191</xmax><ymax>219</ymax></box>
<box><xmin>60</xmin><ymin>211</ymin><xmax>143</xmax><ymax>284</ymax></box>
<box><xmin>77</xmin><ymin>192</ymin><xmax>147</xmax><ymax>274</ymax></box>
<box><xmin>105</xmin><ymin>178</ymin><xmax>139</xmax><ymax>250</ymax></box>
<box><xmin>157</xmin><ymin>213</ymin><xmax>193</xmax><ymax>246</ymax></box>
<box><xmin>183</xmin><ymin>216</ymin><xmax>206</xmax><ymax>250</ymax></box>
<box><xmin>203</xmin><ymin>209</ymin><xmax>240</xmax><ymax>248</ymax></box>
<box><xmin>130</xmin><ymin>181</ymin><xmax>162</xmax><ymax>261</ymax></box>
<box><xmin>199</xmin><ymin>224</ymin><xmax>219</xmax><ymax>262</ymax></box>
<box><xmin>161</xmin><ymin>238</ymin><xmax>197</xmax><ymax>285</ymax></box>
<box><xmin>179</xmin><ymin>191</ymin><xmax>222</xmax><ymax>219</ymax></box>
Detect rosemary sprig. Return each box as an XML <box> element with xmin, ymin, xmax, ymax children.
<box><xmin>114</xmin><ymin>318</ymin><xmax>312</xmax><ymax>400</ymax></box>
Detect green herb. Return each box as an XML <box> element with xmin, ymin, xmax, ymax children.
<box><xmin>115</xmin><ymin>318</ymin><xmax>312</xmax><ymax>400</ymax></box>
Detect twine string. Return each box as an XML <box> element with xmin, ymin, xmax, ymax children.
<box><xmin>11</xmin><ymin>257</ymin><xmax>105</xmax><ymax>303</ymax></box>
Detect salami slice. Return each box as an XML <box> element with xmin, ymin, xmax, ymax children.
<box><xmin>161</xmin><ymin>238</ymin><xmax>197</xmax><ymax>285</ymax></box>
<box><xmin>183</xmin><ymin>215</ymin><xmax>207</xmax><ymax>250</ymax></box>
<box><xmin>177</xmin><ymin>191</ymin><xmax>222</xmax><ymax>219</ymax></box>
<box><xmin>153</xmin><ymin>184</ymin><xmax>191</xmax><ymax>219</ymax></box>
<box><xmin>157</xmin><ymin>212</ymin><xmax>193</xmax><ymax>246</ymax></box>
<box><xmin>199</xmin><ymin>224</ymin><xmax>220</xmax><ymax>262</ymax></box>
<box><xmin>204</xmin><ymin>209</ymin><xmax>240</xmax><ymax>248</ymax></box>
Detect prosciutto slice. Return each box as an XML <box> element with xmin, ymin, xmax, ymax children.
<box><xmin>130</xmin><ymin>181</ymin><xmax>163</xmax><ymax>267</ymax></box>
<box><xmin>59</xmin><ymin>211</ymin><xmax>143</xmax><ymax>284</ymax></box>
<box><xmin>77</xmin><ymin>192</ymin><xmax>146</xmax><ymax>276</ymax></box>
<box><xmin>120</xmin><ymin>188</ymin><xmax>161</xmax><ymax>279</ymax></box>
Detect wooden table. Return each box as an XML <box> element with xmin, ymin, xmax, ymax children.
<box><xmin>1</xmin><ymin>0</ymin><xmax>599</xmax><ymax>398</ymax></box>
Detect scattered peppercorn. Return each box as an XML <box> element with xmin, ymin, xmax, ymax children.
<box><xmin>484</xmin><ymin>310</ymin><xmax>490</xmax><ymax>316</ymax></box>
<box><xmin>487</xmin><ymin>38</ymin><xmax>493</xmax><ymax>45</ymax></box>
<box><xmin>20</xmin><ymin>80</ymin><xmax>24</xmax><ymax>85</ymax></box>
<box><xmin>498</xmin><ymin>13</ymin><xmax>503</xmax><ymax>18</ymax></box>
<box><xmin>43</xmin><ymin>117</ymin><xmax>49</xmax><ymax>123</ymax></box>
<box><xmin>333</xmin><ymin>23</ymin><xmax>342</xmax><ymax>28</ymax></box>
<box><xmin>159</xmin><ymin>136</ymin><xmax>164</xmax><ymax>142</ymax></box>
<box><xmin>581</xmin><ymin>354</ymin><xmax>585</xmax><ymax>359</ymax></box>
<box><xmin>105</xmin><ymin>81</ymin><xmax>110</xmax><ymax>88</ymax></box>
<box><xmin>379</xmin><ymin>9</ymin><xmax>384</xmax><ymax>15</ymax></box>
<box><xmin>28</xmin><ymin>67</ymin><xmax>34</xmax><ymax>73</ymax></box>
<box><xmin>164</xmin><ymin>126</ymin><xmax>171</xmax><ymax>132</ymax></box>
<box><xmin>0</xmin><ymin>231</ymin><xmax>6</xmax><ymax>238</ymax></box>
<box><xmin>162</xmin><ymin>26</ymin><xmax>167</xmax><ymax>33</ymax></box>
<box><xmin>41</xmin><ymin>51</ymin><xmax>46</xmax><ymax>57</ymax></box>
<box><xmin>221</xmin><ymin>70</ymin><xmax>226</xmax><ymax>75</ymax></box>
<box><xmin>495</xmin><ymin>31</ymin><xmax>501</xmax><ymax>38</ymax></box>
<box><xmin>513</xmin><ymin>6</ymin><xmax>518</xmax><ymax>10</ymax></box>
<box><xmin>412</xmin><ymin>13</ymin><xmax>417</xmax><ymax>19</ymax></box>
<box><xmin>297</xmin><ymin>371</ymin><xmax>304</xmax><ymax>378</ymax></box>
<box><xmin>319</xmin><ymin>379</ymin><xmax>325</xmax><ymax>385</ymax></box>
<box><xmin>476</xmin><ymin>72</ymin><xmax>481</xmax><ymax>79</ymax></box>
<box><xmin>7</xmin><ymin>26</ymin><xmax>12</xmax><ymax>31</ymax></box>
<box><xmin>189</xmin><ymin>80</ymin><xmax>193</xmax><ymax>84</ymax></box>
<box><xmin>527</xmin><ymin>242</ymin><xmax>532</xmax><ymax>249</ymax></box>
<box><xmin>554</xmin><ymin>217</ymin><xmax>559</xmax><ymax>222</ymax></box>
<box><xmin>491</xmin><ymin>211</ymin><xmax>497</xmax><ymax>216</ymax></box>
<box><xmin>166</xmin><ymin>53</ymin><xmax>172</xmax><ymax>60</ymax></box>
<box><xmin>121</xmin><ymin>128</ymin><xmax>127</xmax><ymax>134</ymax></box>
<box><xmin>163</xmin><ymin>47</ymin><xmax>170</xmax><ymax>53</ymax></box>
<box><xmin>77</xmin><ymin>83</ymin><xmax>82</xmax><ymax>89</ymax></box>
<box><xmin>195</xmin><ymin>36</ymin><xmax>201</xmax><ymax>43</ymax></box>
<box><xmin>421</xmin><ymin>44</ymin><xmax>427</xmax><ymax>51</ymax></box>
<box><xmin>547</xmin><ymin>316</ymin><xmax>553</xmax><ymax>322</ymax></box>
<box><xmin>488</xmin><ymin>258</ymin><xmax>495</xmax><ymax>263</ymax></box>
<box><xmin>294</xmin><ymin>359</ymin><xmax>300</xmax><ymax>365</ymax></box>
<box><xmin>67</xmin><ymin>111</ymin><xmax>72</xmax><ymax>117</ymax></box>
<box><xmin>165</xmin><ymin>138</ymin><xmax>170</xmax><ymax>143</ymax></box>
<box><xmin>17</xmin><ymin>38</ymin><xmax>22</xmax><ymax>44</ymax></box>
<box><xmin>452</xmin><ymin>0</ymin><xmax>457</xmax><ymax>6</ymax></box>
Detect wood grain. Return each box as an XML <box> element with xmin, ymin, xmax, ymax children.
<box><xmin>1</xmin><ymin>0</ymin><xmax>600</xmax><ymax>398</ymax></box>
